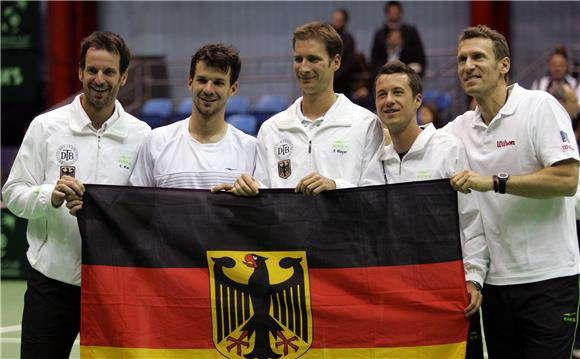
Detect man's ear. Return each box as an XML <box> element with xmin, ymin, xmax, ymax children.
<box><xmin>415</xmin><ymin>93</ymin><xmax>423</xmax><ymax>109</ymax></box>
<box><xmin>499</xmin><ymin>57</ymin><xmax>510</xmax><ymax>76</ymax></box>
<box><xmin>120</xmin><ymin>71</ymin><xmax>128</xmax><ymax>86</ymax></box>
<box><xmin>332</xmin><ymin>54</ymin><xmax>341</xmax><ymax>71</ymax></box>
<box><xmin>229</xmin><ymin>82</ymin><xmax>239</xmax><ymax>97</ymax></box>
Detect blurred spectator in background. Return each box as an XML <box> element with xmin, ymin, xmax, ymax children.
<box><xmin>532</xmin><ymin>46</ymin><xmax>579</xmax><ymax>106</ymax></box>
<box><xmin>417</xmin><ymin>103</ymin><xmax>446</xmax><ymax>128</ymax></box>
<box><xmin>370</xmin><ymin>1</ymin><xmax>426</xmax><ymax>78</ymax></box>
<box><xmin>331</xmin><ymin>8</ymin><xmax>356</xmax><ymax>97</ymax></box>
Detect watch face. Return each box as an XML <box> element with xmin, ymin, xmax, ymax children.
<box><xmin>498</xmin><ymin>172</ymin><xmax>509</xmax><ymax>179</ymax></box>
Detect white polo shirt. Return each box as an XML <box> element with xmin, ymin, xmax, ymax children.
<box><xmin>381</xmin><ymin>124</ymin><xmax>489</xmax><ymax>286</ymax></box>
<box><xmin>130</xmin><ymin>119</ymin><xmax>256</xmax><ymax>189</ymax></box>
<box><xmin>445</xmin><ymin>83</ymin><xmax>580</xmax><ymax>285</ymax></box>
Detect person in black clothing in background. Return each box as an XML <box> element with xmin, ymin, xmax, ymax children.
<box><xmin>370</xmin><ymin>1</ymin><xmax>426</xmax><ymax>78</ymax></box>
<box><xmin>331</xmin><ymin>8</ymin><xmax>356</xmax><ymax>97</ymax></box>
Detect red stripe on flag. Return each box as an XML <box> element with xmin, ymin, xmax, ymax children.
<box><xmin>81</xmin><ymin>261</ymin><xmax>468</xmax><ymax>349</ymax></box>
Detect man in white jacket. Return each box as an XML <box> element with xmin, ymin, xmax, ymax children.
<box><xmin>376</xmin><ymin>60</ymin><xmax>488</xmax><ymax>311</ymax></box>
<box><xmin>213</xmin><ymin>21</ymin><xmax>385</xmax><ymax>195</ymax></box>
<box><xmin>375</xmin><ymin>60</ymin><xmax>488</xmax><ymax>355</ymax></box>
<box><xmin>2</xmin><ymin>32</ymin><xmax>150</xmax><ymax>358</ymax></box>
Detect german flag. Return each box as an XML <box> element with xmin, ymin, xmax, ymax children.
<box><xmin>79</xmin><ymin>180</ymin><xmax>469</xmax><ymax>358</ymax></box>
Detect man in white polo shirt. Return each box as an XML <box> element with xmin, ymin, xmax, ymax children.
<box><xmin>446</xmin><ymin>25</ymin><xmax>580</xmax><ymax>358</ymax></box>
<box><xmin>128</xmin><ymin>44</ymin><xmax>256</xmax><ymax>189</ymax></box>
<box><xmin>213</xmin><ymin>21</ymin><xmax>384</xmax><ymax>195</ymax></box>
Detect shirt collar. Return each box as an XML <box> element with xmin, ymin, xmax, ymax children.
<box><xmin>70</xmin><ymin>94</ymin><xmax>128</xmax><ymax>139</ymax></box>
<box><xmin>471</xmin><ymin>83</ymin><xmax>520</xmax><ymax>127</ymax></box>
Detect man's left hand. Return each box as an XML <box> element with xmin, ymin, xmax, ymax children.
<box><xmin>464</xmin><ymin>281</ymin><xmax>483</xmax><ymax>317</ymax></box>
<box><xmin>295</xmin><ymin>172</ymin><xmax>336</xmax><ymax>196</ymax></box>
<box><xmin>451</xmin><ymin>170</ymin><xmax>493</xmax><ymax>194</ymax></box>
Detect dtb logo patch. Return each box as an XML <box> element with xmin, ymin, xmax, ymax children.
<box><xmin>56</xmin><ymin>144</ymin><xmax>79</xmax><ymax>165</ymax></box>
<box><xmin>207</xmin><ymin>251</ymin><xmax>312</xmax><ymax>359</ymax></box>
<box><xmin>274</xmin><ymin>139</ymin><xmax>293</xmax><ymax>160</ymax></box>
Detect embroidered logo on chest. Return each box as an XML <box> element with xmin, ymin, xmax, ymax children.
<box><xmin>332</xmin><ymin>140</ymin><xmax>349</xmax><ymax>154</ymax></box>
<box><xmin>56</xmin><ymin>144</ymin><xmax>79</xmax><ymax>165</ymax></box>
<box><xmin>496</xmin><ymin>140</ymin><xmax>516</xmax><ymax>148</ymax></box>
<box><xmin>274</xmin><ymin>139</ymin><xmax>293</xmax><ymax>160</ymax></box>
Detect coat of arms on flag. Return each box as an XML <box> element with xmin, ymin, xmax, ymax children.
<box><xmin>208</xmin><ymin>251</ymin><xmax>312</xmax><ymax>358</ymax></box>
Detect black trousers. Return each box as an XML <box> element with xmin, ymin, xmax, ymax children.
<box><xmin>20</xmin><ymin>267</ymin><xmax>80</xmax><ymax>359</ymax></box>
<box><xmin>482</xmin><ymin>275</ymin><xmax>579</xmax><ymax>359</ymax></box>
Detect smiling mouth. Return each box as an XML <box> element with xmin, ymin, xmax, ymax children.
<box><xmin>92</xmin><ymin>87</ymin><xmax>109</xmax><ymax>93</ymax></box>
<box><xmin>464</xmin><ymin>75</ymin><xmax>480</xmax><ymax>82</ymax></box>
<box><xmin>384</xmin><ymin>108</ymin><xmax>399</xmax><ymax>114</ymax></box>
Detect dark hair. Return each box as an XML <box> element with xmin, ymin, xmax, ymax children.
<box><xmin>335</xmin><ymin>8</ymin><xmax>349</xmax><ymax>23</ymax></box>
<box><xmin>189</xmin><ymin>43</ymin><xmax>241</xmax><ymax>84</ymax></box>
<box><xmin>374</xmin><ymin>60</ymin><xmax>422</xmax><ymax>97</ymax></box>
<box><xmin>385</xmin><ymin>1</ymin><xmax>402</xmax><ymax>13</ymax></box>
<box><xmin>293</xmin><ymin>21</ymin><xmax>343</xmax><ymax>59</ymax></box>
<box><xmin>80</xmin><ymin>31</ymin><xmax>131</xmax><ymax>74</ymax></box>
<box><xmin>459</xmin><ymin>25</ymin><xmax>510</xmax><ymax>61</ymax></box>
<box><xmin>549</xmin><ymin>46</ymin><xmax>569</xmax><ymax>62</ymax></box>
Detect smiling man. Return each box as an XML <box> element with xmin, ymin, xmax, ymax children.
<box><xmin>128</xmin><ymin>44</ymin><xmax>256</xmax><ymax>189</ymax></box>
<box><xmin>375</xmin><ymin>60</ymin><xmax>488</xmax><ymax>356</ymax></box>
<box><xmin>2</xmin><ymin>32</ymin><xmax>150</xmax><ymax>358</ymax></box>
<box><xmin>445</xmin><ymin>25</ymin><xmax>580</xmax><ymax>358</ymax></box>
<box><xmin>214</xmin><ymin>21</ymin><xmax>384</xmax><ymax>196</ymax></box>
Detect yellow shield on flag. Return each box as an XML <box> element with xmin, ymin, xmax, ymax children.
<box><xmin>207</xmin><ymin>250</ymin><xmax>313</xmax><ymax>359</ymax></box>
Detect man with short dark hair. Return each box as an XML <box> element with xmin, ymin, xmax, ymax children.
<box><xmin>128</xmin><ymin>43</ymin><xmax>256</xmax><ymax>189</ymax></box>
<box><xmin>2</xmin><ymin>31</ymin><xmax>150</xmax><ymax>358</ymax></box>
<box><xmin>447</xmin><ymin>25</ymin><xmax>580</xmax><ymax>358</ymax></box>
<box><xmin>370</xmin><ymin>1</ymin><xmax>426</xmax><ymax>78</ymax></box>
<box><xmin>375</xmin><ymin>60</ymin><xmax>487</xmax><ymax>357</ymax></box>
<box><xmin>214</xmin><ymin>21</ymin><xmax>384</xmax><ymax>196</ymax></box>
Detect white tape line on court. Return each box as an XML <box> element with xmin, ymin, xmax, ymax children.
<box><xmin>0</xmin><ymin>325</ymin><xmax>21</xmax><ymax>334</ymax></box>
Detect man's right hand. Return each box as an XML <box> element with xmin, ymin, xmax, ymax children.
<box><xmin>211</xmin><ymin>173</ymin><xmax>260</xmax><ymax>197</ymax></box>
<box><xmin>51</xmin><ymin>175</ymin><xmax>85</xmax><ymax>208</ymax></box>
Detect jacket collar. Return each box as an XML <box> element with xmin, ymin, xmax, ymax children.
<box><xmin>70</xmin><ymin>95</ymin><xmax>128</xmax><ymax>139</ymax></box>
<box><xmin>380</xmin><ymin>123</ymin><xmax>436</xmax><ymax>161</ymax></box>
<box><xmin>276</xmin><ymin>94</ymin><xmax>352</xmax><ymax>130</ymax></box>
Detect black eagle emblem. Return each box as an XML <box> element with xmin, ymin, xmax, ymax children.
<box><xmin>210</xmin><ymin>253</ymin><xmax>310</xmax><ymax>359</ymax></box>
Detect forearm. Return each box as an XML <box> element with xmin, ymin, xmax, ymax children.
<box><xmin>458</xmin><ymin>194</ymin><xmax>489</xmax><ymax>285</ymax></box>
<box><xmin>505</xmin><ymin>161</ymin><xmax>578</xmax><ymax>198</ymax></box>
<box><xmin>2</xmin><ymin>182</ymin><xmax>55</xmax><ymax>219</ymax></box>
<box><xmin>453</xmin><ymin>160</ymin><xmax>579</xmax><ymax>199</ymax></box>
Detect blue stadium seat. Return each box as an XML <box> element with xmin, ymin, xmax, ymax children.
<box><xmin>226</xmin><ymin>114</ymin><xmax>258</xmax><ymax>135</ymax></box>
<box><xmin>252</xmin><ymin>95</ymin><xmax>287</xmax><ymax>125</ymax></box>
<box><xmin>140</xmin><ymin>98</ymin><xmax>173</xmax><ymax>128</ymax></box>
<box><xmin>171</xmin><ymin>97</ymin><xmax>192</xmax><ymax>123</ymax></box>
<box><xmin>421</xmin><ymin>90</ymin><xmax>451</xmax><ymax>112</ymax></box>
<box><xmin>225</xmin><ymin>96</ymin><xmax>250</xmax><ymax>116</ymax></box>
<box><xmin>435</xmin><ymin>92</ymin><xmax>452</xmax><ymax>112</ymax></box>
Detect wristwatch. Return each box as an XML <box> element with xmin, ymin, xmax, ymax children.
<box><xmin>468</xmin><ymin>280</ymin><xmax>482</xmax><ymax>291</ymax></box>
<box><xmin>497</xmin><ymin>172</ymin><xmax>509</xmax><ymax>194</ymax></box>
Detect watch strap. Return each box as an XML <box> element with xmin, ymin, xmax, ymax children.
<box><xmin>498</xmin><ymin>175</ymin><xmax>508</xmax><ymax>194</ymax></box>
<box><xmin>468</xmin><ymin>280</ymin><xmax>482</xmax><ymax>291</ymax></box>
